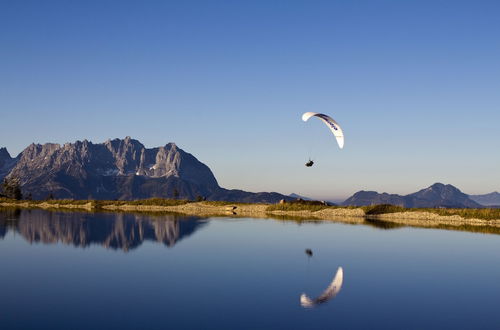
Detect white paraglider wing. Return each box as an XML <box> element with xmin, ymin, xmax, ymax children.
<box><xmin>300</xmin><ymin>266</ymin><xmax>343</xmax><ymax>308</ymax></box>
<box><xmin>302</xmin><ymin>112</ymin><xmax>344</xmax><ymax>149</ymax></box>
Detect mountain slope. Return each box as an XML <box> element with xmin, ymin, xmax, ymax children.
<box><xmin>405</xmin><ymin>183</ymin><xmax>481</xmax><ymax>208</ymax></box>
<box><xmin>342</xmin><ymin>191</ymin><xmax>406</xmax><ymax>207</ymax></box>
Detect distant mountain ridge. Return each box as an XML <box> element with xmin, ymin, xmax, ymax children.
<box><xmin>288</xmin><ymin>193</ymin><xmax>313</xmax><ymax>200</ymax></box>
<box><xmin>343</xmin><ymin>183</ymin><xmax>482</xmax><ymax>208</ymax></box>
<box><xmin>469</xmin><ymin>192</ymin><xmax>500</xmax><ymax>206</ymax></box>
<box><xmin>1</xmin><ymin>137</ymin><xmax>292</xmax><ymax>203</ymax></box>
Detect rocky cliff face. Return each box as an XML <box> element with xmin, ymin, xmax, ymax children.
<box><xmin>6</xmin><ymin>137</ymin><xmax>220</xmax><ymax>200</ymax></box>
<box><xmin>343</xmin><ymin>183</ymin><xmax>482</xmax><ymax>208</ymax></box>
<box><xmin>2</xmin><ymin>137</ymin><xmax>290</xmax><ymax>202</ymax></box>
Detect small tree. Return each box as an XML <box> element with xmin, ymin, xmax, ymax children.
<box><xmin>1</xmin><ymin>178</ymin><xmax>23</xmax><ymax>200</ymax></box>
<box><xmin>172</xmin><ymin>188</ymin><xmax>179</xmax><ymax>200</ymax></box>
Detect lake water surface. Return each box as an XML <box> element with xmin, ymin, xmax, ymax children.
<box><xmin>1</xmin><ymin>209</ymin><xmax>499</xmax><ymax>329</ymax></box>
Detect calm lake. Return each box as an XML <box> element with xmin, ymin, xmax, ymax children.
<box><xmin>1</xmin><ymin>209</ymin><xmax>499</xmax><ymax>330</ymax></box>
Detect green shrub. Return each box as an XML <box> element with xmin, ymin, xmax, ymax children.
<box><xmin>363</xmin><ymin>204</ymin><xmax>406</xmax><ymax>215</ymax></box>
<box><xmin>266</xmin><ymin>203</ymin><xmax>330</xmax><ymax>212</ymax></box>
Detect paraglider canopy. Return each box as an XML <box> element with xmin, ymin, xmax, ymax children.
<box><xmin>302</xmin><ymin>112</ymin><xmax>344</xmax><ymax>149</ymax></box>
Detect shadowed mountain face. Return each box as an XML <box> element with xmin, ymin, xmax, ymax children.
<box><xmin>3</xmin><ymin>137</ymin><xmax>291</xmax><ymax>202</ymax></box>
<box><xmin>0</xmin><ymin>209</ymin><xmax>207</xmax><ymax>252</ymax></box>
<box><xmin>0</xmin><ymin>148</ymin><xmax>17</xmax><ymax>181</ymax></box>
<box><xmin>343</xmin><ymin>183</ymin><xmax>482</xmax><ymax>208</ymax></box>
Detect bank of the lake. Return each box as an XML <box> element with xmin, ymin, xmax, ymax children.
<box><xmin>1</xmin><ymin>198</ymin><xmax>500</xmax><ymax>230</ymax></box>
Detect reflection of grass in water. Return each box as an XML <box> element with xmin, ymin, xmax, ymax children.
<box><xmin>423</xmin><ymin>208</ymin><xmax>500</xmax><ymax>220</ymax></box>
<box><xmin>0</xmin><ymin>208</ymin><xmax>22</xmax><ymax>230</ymax></box>
<box><xmin>268</xmin><ymin>202</ymin><xmax>500</xmax><ymax>222</ymax></box>
<box><xmin>363</xmin><ymin>204</ymin><xmax>406</xmax><ymax>215</ymax></box>
<box><xmin>364</xmin><ymin>218</ymin><xmax>406</xmax><ymax>230</ymax></box>
<box><xmin>364</xmin><ymin>216</ymin><xmax>500</xmax><ymax>235</ymax></box>
<box><xmin>430</xmin><ymin>224</ymin><xmax>500</xmax><ymax>235</ymax></box>
<box><xmin>94</xmin><ymin>198</ymin><xmax>191</xmax><ymax>207</ymax></box>
<box><xmin>0</xmin><ymin>197</ymin><xmax>192</xmax><ymax>207</ymax></box>
<box><xmin>363</xmin><ymin>204</ymin><xmax>500</xmax><ymax>221</ymax></box>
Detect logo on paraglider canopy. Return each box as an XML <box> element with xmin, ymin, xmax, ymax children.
<box><xmin>317</xmin><ymin>114</ymin><xmax>338</xmax><ymax>131</ymax></box>
<box><xmin>325</xmin><ymin>119</ymin><xmax>338</xmax><ymax>130</ymax></box>
<box><xmin>318</xmin><ymin>115</ymin><xmax>339</xmax><ymax>131</ymax></box>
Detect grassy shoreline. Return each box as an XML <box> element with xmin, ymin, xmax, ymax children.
<box><xmin>1</xmin><ymin>198</ymin><xmax>500</xmax><ymax>230</ymax></box>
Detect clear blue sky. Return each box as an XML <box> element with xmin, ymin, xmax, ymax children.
<box><xmin>1</xmin><ymin>0</ymin><xmax>499</xmax><ymax>200</ymax></box>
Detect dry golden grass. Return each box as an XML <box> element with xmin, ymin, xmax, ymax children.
<box><xmin>1</xmin><ymin>198</ymin><xmax>500</xmax><ymax>221</ymax></box>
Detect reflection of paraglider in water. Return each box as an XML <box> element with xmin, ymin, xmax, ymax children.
<box><xmin>300</xmin><ymin>267</ymin><xmax>343</xmax><ymax>308</ymax></box>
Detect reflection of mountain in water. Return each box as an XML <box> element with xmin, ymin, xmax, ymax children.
<box><xmin>0</xmin><ymin>209</ymin><xmax>207</xmax><ymax>251</ymax></box>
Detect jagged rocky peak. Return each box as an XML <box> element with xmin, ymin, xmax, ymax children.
<box><xmin>100</xmin><ymin>138</ymin><xmax>202</xmax><ymax>179</ymax></box>
<box><xmin>20</xmin><ymin>142</ymin><xmax>61</xmax><ymax>161</ymax></box>
<box><xmin>104</xmin><ymin>137</ymin><xmax>146</xmax><ymax>175</ymax></box>
<box><xmin>13</xmin><ymin>137</ymin><xmax>214</xmax><ymax>179</ymax></box>
<box><xmin>105</xmin><ymin>136</ymin><xmax>144</xmax><ymax>155</ymax></box>
<box><xmin>145</xmin><ymin>142</ymin><xmax>220</xmax><ymax>187</ymax></box>
<box><xmin>6</xmin><ymin>143</ymin><xmax>56</xmax><ymax>181</ymax></box>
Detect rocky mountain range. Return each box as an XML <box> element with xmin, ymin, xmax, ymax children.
<box><xmin>342</xmin><ymin>183</ymin><xmax>483</xmax><ymax>208</ymax></box>
<box><xmin>1</xmin><ymin>137</ymin><xmax>292</xmax><ymax>202</ymax></box>
<box><xmin>2</xmin><ymin>138</ymin><xmax>497</xmax><ymax>207</ymax></box>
